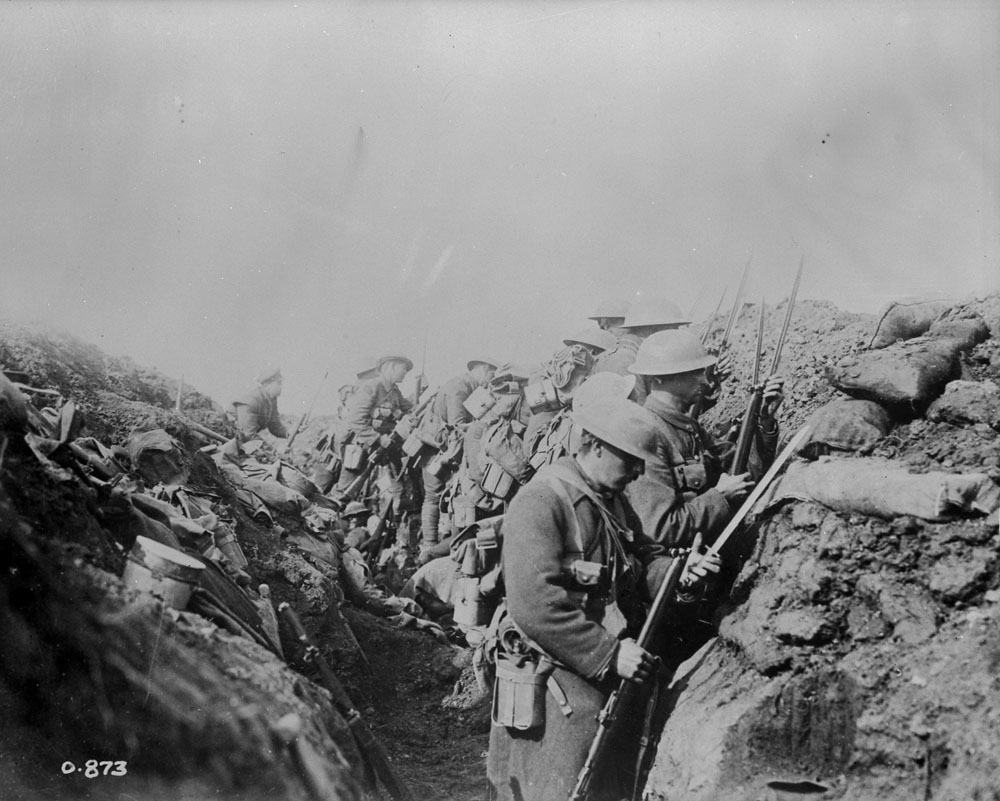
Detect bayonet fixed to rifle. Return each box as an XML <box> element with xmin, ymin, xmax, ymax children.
<box><xmin>286</xmin><ymin>370</ymin><xmax>329</xmax><ymax>450</ymax></box>
<box><xmin>691</xmin><ymin>250</ymin><xmax>753</xmax><ymax>420</ymax></box>
<box><xmin>730</xmin><ymin>298</ymin><xmax>767</xmax><ymax>474</ymax></box>
<box><xmin>278</xmin><ymin>603</ymin><xmax>415</xmax><ymax>801</ymax></box>
<box><xmin>729</xmin><ymin>257</ymin><xmax>804</xmax><ymax>475</ymax></box>
<box><xmin>699</xmin><ymin>287</ymin><xmax>728</xmax><ymax>346</ymax></box>
<box><xmin>718</xmin><ymin>249</ymin><xmax>754</xmax><ymax>353</ymax></box>
<box><xmin>569</xmin><ymin>424</ymin><xmax>812</xmax><ymax>801</ymax></box>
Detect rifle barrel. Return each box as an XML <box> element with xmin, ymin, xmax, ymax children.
<box><xmin>752</xmin><ymin>298</ymin><xmax>766</xmax><ymax>388</ymax></box>
<box><xmin>700</xmin><ymin>286</ymin><xmax>728</xmax><ymax>345</ymax></box>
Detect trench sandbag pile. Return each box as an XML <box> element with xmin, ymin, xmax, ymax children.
<box><xmin>798</xmin><ymin>399</ymin><xmax>892</xmax><ymax>459</ymax></box>
<box><xmin>760</xmin><ymin>456</ymin><xmax>1000</xmax><ymax>521</ymax></box>
<box><xmin>827</xmin><ymin>337</ymin><xmax>962</xmax><ymax>410</ymax></box>
<box><xmin>869</xmin><ymin>300</ymin><xmax>953</xmax><ymax>348</ymax></box>
<box><xmin>927</xmin><ymin>310</ymin><xmax>991</xmax><ymax>352</ymax></box>
<box><xmin>927</xmin><ymin>380</ymin><xmax>1000</xmax><ymax>430</ymax></box>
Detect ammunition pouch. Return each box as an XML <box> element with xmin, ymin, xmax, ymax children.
<box><xmin>673</xmin><ymin>459</ymin><xmax>707</xmax><ymax>493</ymax></box>
<box><xmin>492</xmin><ymin>652</ymin><xmax>552</xmax><ymax>730</ymax></box>
<box><xmin>480</xmin><ymin>459</ymin><xmax>516</xmax><ymax>500</ymax></box>
<box><xmin>463</xmin><ymin>386</ymin><xmax>497</xmax><ymax>420</ymax></box>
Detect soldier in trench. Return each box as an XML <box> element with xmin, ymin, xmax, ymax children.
<box><xmin>486</xmin><ymin>393</ymin><xmax>720</xmax><ymax>801</ymax></box>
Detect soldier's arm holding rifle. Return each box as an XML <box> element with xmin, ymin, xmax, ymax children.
<box><xmin>571</xmin><ymin>428</ymin><xmax>810</xmax><ymax>801</ymax></box>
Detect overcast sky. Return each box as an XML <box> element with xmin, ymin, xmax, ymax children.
<box><xmin>1</xmin><ymin>1</ymin><xmax>997</xmax><ymax>415</ymax></box>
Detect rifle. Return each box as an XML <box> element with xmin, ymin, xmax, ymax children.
<box><xmin>568</xmin><ymin>553</ymin><xmax>688</xmax><ymax>801</ymax></box>
<box><xmin>569</xmin><ymin>424</ymin><xmax>812</xmax><ymax>801</ymax></box>
<box><xmin>278</xmin><ymin>603</ymin><xmax>415</xmax><ymax>801</ymax></box>
<box><xmin>286</xmin><ymin>370</ymin><xmax>329</xmax><ymax>450</ymax></box>
<box><xmin>729</xmin><ymin>257</ymin><xmax>803</xmax><ymax>474</ymax></box>
<box><xmin>365</xmin><ymin>497</ymin><xmax>395</xmax><ymax>571</ymax></box>
<box><xmin>718</xmin><ymin>249</ymin><xmax>754</xmax><ymax>352</ymax></box>
<box><xmin>730</xmin><ymin>298</ymin><xmax>767</xmax><ymax>474</ymax></box>
<box><xmin>711</xmin><ymin>423</ymin><xmax>811</xmax><ymax>556</ymax></box>
<box><xmin>690</xmin><ymin>251</ymin><xmax>753</xmax><ymax>420</ymax></box>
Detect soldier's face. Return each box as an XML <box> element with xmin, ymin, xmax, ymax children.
<box><xmin>669</xmin><ymin>369</ymin><xmax>710</xmax><ymax>405</ymax></box>
<box><xmin>262</xmin><ymin>378</ymin><xmax>283</xmax><ymax>398</ymax></box>
<box><xmin>593</xmin><ymin>440</ymin><xmax>645</xmax><ymax>491</ymax></box>
<box><xmin>384</xmin><ymin>361</ymin><xmax>409</xmax><ymax>384</ymax></box>
<box><xmin>471</xmin><ymin>363</ymin><xmax>496</xmax><ymax>386</ymax></box>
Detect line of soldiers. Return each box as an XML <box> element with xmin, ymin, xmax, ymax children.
<box><xmin>234</xmin><ymin>297</ymin><xmax>785</xmax><ymax>801</ymax></box>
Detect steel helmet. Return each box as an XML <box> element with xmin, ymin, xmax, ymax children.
<box><xmin>572</xmin><ymin>396</ymin><xmax>658</xmax><ymax>460</ymax></box>
<box><xmin>376</xmin><ymin>354</ymin><xmax>414</xmax><ymax>371</ymax></box>
<box><xmin>467</xmin><ymin>357</ymin><xmax>500</xmax><ymax>372</ymax></box>
<box><xmin>622</xmin><ymin>298</ymin><xmax>690</xmax><ymax>329</ymax></box>
<box><xmin>342</xmin><ymin>501</ymin><xmax>370</xmax><ymax>519</ymax></box>
<box><xmin>587</xmin><ymin>299</ymin><xmax>630</xmax><ymax>321</ymax></box>
<box><xmin>255</xmin><ymin>366</ymin><xmax>282</xmax><ymax>384</ymax></box>
<box><xmin>629</xmin><ymin>330</ymin><xmax>717</xmax><ymax>376</ymax></box>
<box><xmin>572</xmin><ymin>372</ymin><xmax>637</xmax><ymax>414</ymax></box>
<box><xmin>562</xmin><ymin>328</ymin><xmax>617</xmax><ymax>353</ymax></box>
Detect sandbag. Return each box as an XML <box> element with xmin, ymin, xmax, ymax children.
<box><xmin>927</xmin><ymin>312</ymin><xmax>990</xmax><ymax>353</ymax></box>
<box><xmin>827</xmin><ymin>337</ymin><xmax>962</xmax><ymax>411</ymax></box>
<box><xmin>927</xmin><ymin>380</ymin><xmax>1000</xmax><ymax>430</ymax></box>
<box><xmin>760</xmin><ymin>456</ymin><xmax>1000</xmax><ymax>521</ymax></box>
<box><xmin>799</xmin><ymin>399</ymin><xmax>892</xmax><ymax>459</ymax></box>
<box><xmin>869</xmin><ymin>300</ymin><xmax>952</xmax><ymax>349</ymax></box>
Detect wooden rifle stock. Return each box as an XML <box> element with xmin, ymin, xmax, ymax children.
<box><xmin>278</xmin><ymin>603</ymin><xmax>415</xmax><ymax>801</ymax></box>
<box><xmin>568</xmin><ymin>555</ymin><xmax>688</xmax><ymax>801</ymax></box>
<box><xmin>365</xmin><ymin>498</ymin><xmax>395</xmax><ymax>571</ymax></box>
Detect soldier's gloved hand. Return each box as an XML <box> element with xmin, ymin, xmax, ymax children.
<box><xmin>680</xmin><ymin>533</ymin><xmax>722</xmax><ymax>590</ymax></box>
<box><xmin>378</xmin><ymin>434</ymin><xmax>395</xmax><ymax>449</ymax></box>
<box><xmin>761</xmin><ymin>376</ymin><xmax>785</xmax><ymax>419</ymax></box>
<box><xmin>614</xmin><ymin>638</ymin><xmax>657</xmax><ymax>684</ymax></box>
<box><xmin>715</xmin><ymin>471</ymin><xmax>753</xmax><ymax>504</ymax></box>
